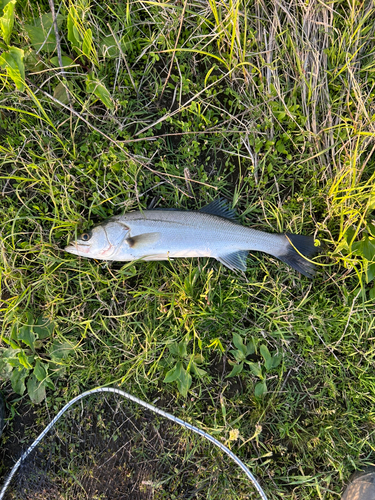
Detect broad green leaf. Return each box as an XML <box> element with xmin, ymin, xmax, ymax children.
<box><xmin>27</xmin><ymin>374</ymin><xmax>46</xmax><ymax>403</ymax></box>
<box><xmin>0</xmin><ymin>347</ymin><xmax>19</xmax><ymax>376</ymax></box>
<box><xmin>260</xmin><ymin>345</ymin><xmax>272</xmax><ymax>370</ymax></box>
<box><xmin>254</xmin><ymin>380</ymin><xmax>267</xmax><ymax>397</ymax></box>
<box><xmin>247</xmin><ymin>361</ymin><xmax>263</xmax><ymax>378</ymax></box>
<box><xmin>10</xmin><ymin>367</ymin><xmax>28</xmax><ymax>395</ymax></box>
<box><xmin>168</xmin><ymin>342</ymin><xmax>180</xmax><ymax>357</ymax></box>
<box><xmin>276</xmin><ymin>139</ymin><xmax>287</xmax><ymax>154</ymax></box>
<box><xmin>23</xmin><ymin>48</ymin><xmax>43</xmax><ymax>71</ymax></box>
<box><xmin>366</xmin><ymin>262</ymin><xmax>375</xmax><ymax>283</ymax></box>
<box><xmin>34</xmin><ymin>316</ymin><xmax>54</xmax><ymax>339</ymax></box>
<box><xmin>17</xmin><ymin>350</ymin><xmax>33</xmax><ymax>370</ymax></box>
<box><xmin>351</xmin><ymin>241</ymin><xmax>362</xmax><ymax>256</ymax></box>
<box><xmin>271</xmin><ymin>353</ymin><xmax>282</xmax><ymax>369</ymax></box>
<box><xmin>0</xmin><ymin>0</ymin><xmax>15</xmax><ymax>14</ymax></box>
<box><xmin>86</xmin><ymin>74</ymin><xmax>114</xmax><ymax>109</ymax></box>
<box><xmin>24</xmin><ymin>310</ymin><xmax>33</xmax><ymax>325</ymax></box>
<box><xmin>362</xmin><ymin>235</ymin><xmax>375</xmax><ymax>261</ymax></box>
<box><xmin>49</xmin><ymin>340</ymin><xmax>72</xmax><ymax>360</ymax></box>
<box><xmin>94</xmin><ymin>82</ymin><xmax>113</xmax><ymax>109</ymax></box>
<box><xmin>164</xmin><ymin>362</ymin><xmax>182</xmax><ymax>383</ymax></box>
<box><xmin>0</xmin><ymin>0</ymin><xmax>16</xmax><ymax>45</ymax></box>
<box><xmin>232</xmin><ymin>331</ymin><xmax>244</xmax><ymax>350</ymax></box>
<box><xmin>101</xmin><ymin>34</ymin><xmax>119</xmax><ymax>58</ymax></box>
<box><xmin>9</xmin><ymin>46</ymin><xmax>25</xmax><ymax>85</ymax></box>
<box><xmin>227</xmin><ymin>362</ymin><xmax>244</xmax><ymax>378</ymax></box>
<box><xmin>344</xmin><ymin>227</ymin><xmax>356</xmax><ymax>245</ymax></box>
<box><xmin>229</xmin><ymin>348</ymin><xmax>245</xmax><ymax>363</ymax></box>
<box><xmin>7</xmin><ymin>352</ymin><xmax>22</xmax><ymax>368</ymax></box>
<box><xmin>10</xmin><ymin>324</ymin><xmax>18</xmax><ymax>341</ymax></box>
<box><xmin>44</xmin><ymin>378</ymin><xmax>55</xmax><ymax>390</ymax></box>
<box><xmin>25</xmin><ymin>24</ymin><xmax>55</xmax><ymax>52</ymax></box>
<box><xmin>177</xmin><ymin>340</ymin><xmax>188</xmax><ymax>358</ymax></box>
<box><xmin>190</xmin><ymin>361</ymin><xmax>207</xmax><ymax>377</ymax></box>
<box><xmin>33</xmin><ymin>358</ymin><xmax>47</xmax><ymax>381</ymax></box>
<box><xmin>18</xmin><ymin>324</ymin><xmax>36</xmax><ymax>349</ymax></box>
<box><xmin>50</xmin><ymin>56</ymin><xmax>74</xmax><ymax>68</ymax></box>
<box><xmin>82</xmin><ymin>28</ymin><xmax>92</xmax><ymax>59</ymax></box>
<box><xmin>67</xmin><ymin>6</ymin><xmax>82</xmax><ymax>50</ymax></box>
<box><xmin>0</xmin><ymin>47</ymin><xmax>25</xmax><ymax>91</ymax></box>
<box><xmin>53</xmin><ymin>81</ymin><xmax>70</xmax><ymax>105</ymax></box>
<box><xmin>246</xmin><ymin>338</ymin><xmax>256</xmax><ymax>355</ymax></box>
<box><xmin>176</xmin><ymin>365</ymin><xmax>192</xmax><ymax>397</ymax></box>
<box><xmin>350</xmin><ymin>236</ymin><xmax>375</xmax><ymax>260</ymax></box>
<box><xmin>232</xmin><ymin>332</ymin><xmax>247</xmax><ymax>357</ymax></box>
<box><xmin>193</xmin><ymin>354</ymin><xmax>204</xmax><ymax>364</ymax></box>
<box><xmin>24</xmin><ymin>13</ymin><xmax>63</xmax><ymax>53</ymax></box>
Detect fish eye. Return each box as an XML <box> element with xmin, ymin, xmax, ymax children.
<box><xmin>81</xmin><ymin>232</ymin><xmax>91</xmax><ymax>242</ymax></box>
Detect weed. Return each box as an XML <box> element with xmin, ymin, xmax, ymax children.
<box><xmin>0</xmin><ymin>311</ymin><xmax>72</xmax><ymax>403</ymax></box>
<box><xmin>227</xmin><ymin>332</ymin><xmax>282</xmax><ymax>397</ymax></box>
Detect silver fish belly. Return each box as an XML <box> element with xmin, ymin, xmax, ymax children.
<box><xmin>65</xmin><ymin>199</ymin><xmax>318</xmax><ymax>277</ymax></box>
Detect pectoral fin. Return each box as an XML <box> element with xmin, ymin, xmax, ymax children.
<box><xmin>126</xmin><ymin>232</ymin><xmax>160</xmax><ymax>249</ymax></box>
<box><xmin>216</xmin><ymin>250</ymin><xmax>248</xmax><ymax>271</ymax></box>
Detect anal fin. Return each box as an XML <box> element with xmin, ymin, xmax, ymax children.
<box><xmin>216</xmin><ymin>250</ymin><xmax>248</xmax><ymax>271</ymax></box>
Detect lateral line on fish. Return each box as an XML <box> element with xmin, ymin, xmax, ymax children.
<box><xmin>120</xmin><ymin>216</ymin><xmax>188</xmax><ymax>226</ymax></box>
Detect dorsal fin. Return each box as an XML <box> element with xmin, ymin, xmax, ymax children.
<box><xmin>199</xmin><ymin>198</ymin><xmax>238</xmax><ymax>221</ymax></box>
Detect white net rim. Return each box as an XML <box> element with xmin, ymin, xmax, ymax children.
<box><xmin>0</xmin><ymin>386</ymin><xmax>268</xmax><ymax>500</ymax></box>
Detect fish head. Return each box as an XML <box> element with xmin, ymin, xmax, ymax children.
<box><xmin>65</xmin><ymin>220</ymin><xmax>129</xmax><ymax>259</ymax></box>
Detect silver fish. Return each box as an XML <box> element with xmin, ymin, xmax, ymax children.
<box><xmin>65</xmin><ymin>199</ymin><xmax>318</xmax><ymax>277</ymax></box>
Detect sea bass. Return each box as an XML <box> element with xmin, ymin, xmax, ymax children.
<box><xmin>65</xmin><ymin>199</ymin><xmax>318</xmax><ymax>277</ymax></box>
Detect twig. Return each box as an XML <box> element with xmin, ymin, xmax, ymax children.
<box><xmin>48</xmin><ymin>0</ymin><xmax>65</xmax><ymax>76</ymax></box>
<box><xmin>35</xmin><ymin>2</ymin><xmax>63</xmax><ymax>55</ymax></box>
<box><xmin>159</xmin><ymin>0</ymin><xmax>189</xmax><ymax>102</ymax></box>
<box><xmin>48</xmin><ymin>0</ymin><xmax>73</xmax><ymax>109</ymax></box>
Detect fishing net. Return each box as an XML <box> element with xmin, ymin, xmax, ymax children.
<box><xmin>0</xmin><ymin>388</ymin><xmax>267</xmax><ymax>500</ymax></box>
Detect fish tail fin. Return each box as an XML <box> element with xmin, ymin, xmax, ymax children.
<box><xmin>277</xmin><ymin>234</ymin><xmax>318</xmax><ymax>278</ymax></box>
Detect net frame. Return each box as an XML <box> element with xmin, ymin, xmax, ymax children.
<box><xmin>0</xmin><ymin>387</ymin><xmax>268</xmax><ymax>500</ymax></box>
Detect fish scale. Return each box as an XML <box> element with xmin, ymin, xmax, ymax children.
<box><xmin>113</xmin><ymin>210</ymin><xmax>283</xmax><ymax>258</ymax></box>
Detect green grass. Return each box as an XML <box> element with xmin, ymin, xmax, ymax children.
<box><xmin>1</xmin><ymin>0</ymin><xmax>375</xmax><ymax>498</ymax></box>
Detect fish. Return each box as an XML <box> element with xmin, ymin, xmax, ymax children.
<box><xmin>65</xmin><ymin>198</ymin><xmax>318</xmax><ymax>277</ymax></box>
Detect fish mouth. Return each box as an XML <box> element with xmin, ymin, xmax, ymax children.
<box><xmin>64</xmin><ymin>243</ymin><xmax>91</xmax><ymax>255</ymax></box>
